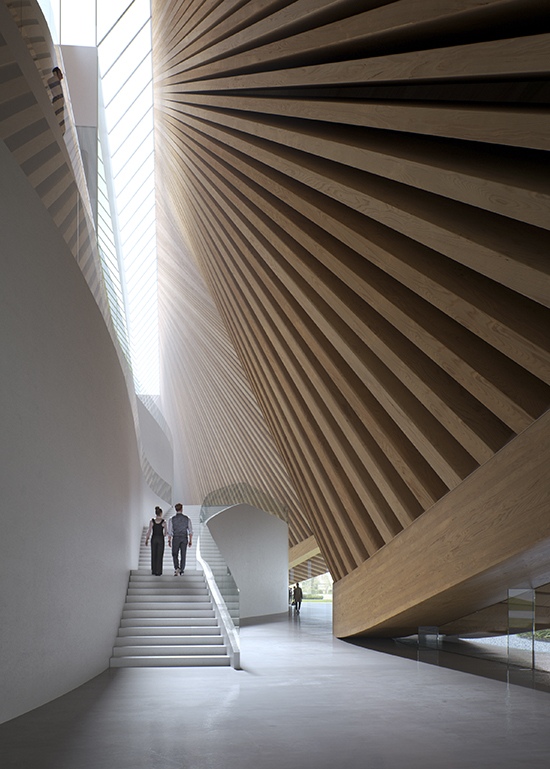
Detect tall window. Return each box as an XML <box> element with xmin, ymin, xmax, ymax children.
<box><xmin>38</xmin><ymin>0</ymin><xmax>159</xmax><ymax>395</ymax></box>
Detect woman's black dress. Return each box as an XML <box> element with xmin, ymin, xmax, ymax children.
<box><xmin>151</xmin><ymin>520</ymin><xmax>165</xmax><ymax>575</ymax></box>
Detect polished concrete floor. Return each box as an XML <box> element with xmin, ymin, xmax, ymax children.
<box><xmin>3</xmin><ymin>603</ymin><xmax>550</xmax><ymax>769</ymax></box>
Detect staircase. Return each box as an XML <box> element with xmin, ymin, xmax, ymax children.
<box><xmin>110</xmin><ymin>525</ymin><xmax>230</xmax><ymax>667</ymax></box>
<box><xmin>198</xmin><ymin>525</ymin><xmax>240</xmax><ymax>627</ymax></box>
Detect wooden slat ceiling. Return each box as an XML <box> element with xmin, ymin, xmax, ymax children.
<box><xmin>152</xmin><ymin>0</ymin><xmax>550</xmax><ymax>634</ymax></box>
<box><xmin>156</xmin><ymin>194</ymin><xmax>312</xmax><ymax>546</ymax></box>
<box><xmin>291</xmin><ymin>555</ymin><xmax>329</xmax><ymax>585</ymax></box>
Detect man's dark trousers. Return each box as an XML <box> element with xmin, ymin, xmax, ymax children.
<box><xmin>172</xmin><ymin>536</ymin><xmax>188</xmax><ymax>573</ymax></box>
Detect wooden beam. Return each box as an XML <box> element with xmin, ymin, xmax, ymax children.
<box><xmin>333</xmin><ymin>410</ymin><xmax>550</xmax><ymax>637</ymax></box>
<box><xmin>289</xmin><ymin>535</ymin><xmax>321</xmax><ymax>569</ymax></box>
<box><xmin>179</xmin><ymin>34</ymin><xmax>550</xmax><ymax>92</ymax></box>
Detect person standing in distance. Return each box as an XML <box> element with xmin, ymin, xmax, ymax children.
<box><xmin>293</xmin><ymin>583</ymin><xmax>303</xmax><ymax>614</ymax></box>
<box><xmin>168</xmin><ymin>503</ymin><xmax>193</xmax><ymax>575</ymax></box>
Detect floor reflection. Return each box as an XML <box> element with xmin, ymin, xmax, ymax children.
<box><xmin>346</xmin><ymin>634</ymin><xmax>550</xmax><ymax>693</ymax></box>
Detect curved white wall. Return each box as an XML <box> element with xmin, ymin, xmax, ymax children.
<box><xmin>0</xmin><ymin>142</ymin><xmax>143</xmax><ymax>723</ymax></box>
<box><xmin>136</xmin><ymin>397</ymin><xmax>173</xmax><ymax>490</ymax></box>
<box><xmin>207</xmin><ymin>504</ymin><xmax>289</xmax><ymax>620</ymax></box>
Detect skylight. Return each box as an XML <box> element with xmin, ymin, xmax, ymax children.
<box><xmin>38</xmin><ymin>0</ymin><xmax>159</xmax><ymax>395</ymax></box>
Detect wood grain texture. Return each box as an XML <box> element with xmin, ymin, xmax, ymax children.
<box><xmin>153</xmin><ymin>0</ymin><xmax>550</xmax><ymax>634</ymax></box>
<box><xmin>291</xmin><ymin>553</ymin><xmax>329</xmax><ymax>584</ymax></box>
<box><xmin>288</xmin><ymin>536</ymin><xmax>321</xmax><ymax>569</ymax></box>
<box><xmin>333</xmin><ymin>410</ymin><xmax>550</xmax><ymax>637</ymax></box>
<box><xmin>156</xmin><ymin>193</ymin><xmax>312</xmax><ymax>547</ymax></box>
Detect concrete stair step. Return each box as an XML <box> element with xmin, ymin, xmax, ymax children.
<box><xmin>126</xmin><ymin>591</ymin><xmax>210</xmax><ymax>604</ymax></box>
<box><xmin>118</xmin><ymin>625</ymin><xmax>220</xmax><ymax>636</ymax></box>
<box><xmin>110</xmin><ymin>655</ymin><xmax>230</xmax><ymax>668</ymax></box>
<box><xmin>136</xmin><ymin>569</ymin><xmax>196</xmax><ymax>575</ymax></box>
<box><xmin>122</xmin><ymin>609</ymin><xmax>215</xmax><ymax>619</ymax></box>
<box><xmin>127</xmin><ymin>593</ymin><xmax>208</xmax><ymax>599</ymax></box>
<box><xmin>132</xmin><ymin>570</ymin><xmax>202</xmax><ymax>575</ymax></box>
<box><xmin>123</xmin><ymin>600</ymin><xmax>212</xmax><ymax>609</ymax></box>
<box><xmin>130</xmin><ymin>559</ymin><xmax>204</xmax><ymax>580</ymax></box>
<box><xmin>115</xmin><ymin>634</ymin><xmax>223</xmax><ymax>645</ymax></box>
<box><xmin>130</xmin><ymin>583</ymin><xmax>205</xmax><ymax>590</ymax></box>
<box><xmin>130</xmin><ymin>579</ymin><xmax>205</xmax><ymax>586</ymax></box>
<box><xmin>137</xmin><ymin>565</ymin><xmax>191</xmax><ymax>568</ymax></box>
<box><xmin>127</xmin><ymin>585</ymin><xmax>207</xmax><ymax>592</ymax></box>
<box><xmin>126</xmin><ymin>592</ymin><xmax>208</xmax><ymax>599</ymax></box>
<box><xmin>133</xmin><ymin>576</ymin><xmax>202</xmax><ymax>581</ymax></box>
<box><xmin>113</xmin><ymin>644</ymin><xmax>227</xmax><ymax>656</ymax></box>
<box><xmin>129</xmin><ymin>585</ymin><xmax>206</xmax><ymax>593</ymax></box>
<box><xmin>138</xmin><ymin>554</ymin><xmax>177</xmax><ymax>557</ymax></box>
<box><xmin>120</xmin><ymin>617</ymin><xmax>218</xmax><ymax>628</ymax></box>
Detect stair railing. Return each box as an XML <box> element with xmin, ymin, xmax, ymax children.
<box><xmin>197</xmin><ymin>523</ymin><xmax>241</xmax><ymax>669</ymax></box>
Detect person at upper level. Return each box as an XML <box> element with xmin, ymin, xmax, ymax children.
<box><xmin>47</xmin><ymin>66</ymin><xmax>65</xmax><ymax>134</ymax></box>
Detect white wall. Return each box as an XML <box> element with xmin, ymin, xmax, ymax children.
<box><xmin>60</xmin><ymin>45</ymin><xmax>98</xmax><ymax>223</ymax></box>
<box><xmin>207</xmin><ymin>504</ymin><xmax>288</xmax><ymax>619</ymax></box>
<box><xmin>0</xmin><ymin>141</ymin><xmax>143</xmax><ymax>724</ymax></box>
<box><xmin>136</xmin><ymin>398</ymin><xmax>174</xmax><ymax>490</ymax></box>
<box><xmin>60</xmin><ymin>45</ymin><xmax>98</xmax><ymax>127</ymax></box>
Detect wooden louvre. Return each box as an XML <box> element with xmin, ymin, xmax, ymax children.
<box><xmin>152</xmin><ymin>0</ymin><xmax>550</xmax><ymax>635</ymax></box>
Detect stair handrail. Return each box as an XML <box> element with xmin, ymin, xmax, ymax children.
<box><xmin>197</xmin><ymin>540</ymin><xmax>241</xmax><ymax>670</ymax></box>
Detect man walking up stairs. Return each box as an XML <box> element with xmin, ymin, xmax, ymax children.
<box><xmin>110</xmin><ymin>510</ymin><xmax>230</xmax><ymax>667</ymax></box>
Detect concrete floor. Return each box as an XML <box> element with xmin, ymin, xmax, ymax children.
<box><xmin>3</xmin><ymin>603</ymin><xmax>550</xmax><ymax>769</ymax></box>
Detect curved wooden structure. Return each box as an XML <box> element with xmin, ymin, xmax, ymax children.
<box><xmin>152</xmin><ymin>0</ymin><xmax>550</xmax><ymax>636</ymax></box>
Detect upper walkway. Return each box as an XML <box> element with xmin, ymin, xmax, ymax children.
<box><xmin>2</xmin><ymin>603</ymin><xmax>550</xmax><ymax>768</ymax></box>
